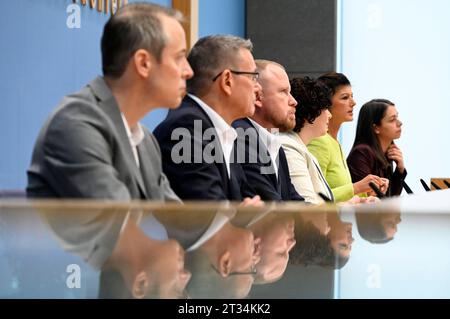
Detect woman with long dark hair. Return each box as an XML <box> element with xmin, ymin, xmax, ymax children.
<box><xmin>347</xmin><ymin>99</ymin><xmax>406</xmax><ymax>196</ymax></box>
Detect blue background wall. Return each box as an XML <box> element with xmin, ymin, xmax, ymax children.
<box><xmin>0</xmin><ymin>0</ymin><xmax>245</xmax><ymax>189</ymax></box>
<box><xmin>199</xmin><ymin>0</ymin><xmax>245</xmax><ymax>37</ymax></box>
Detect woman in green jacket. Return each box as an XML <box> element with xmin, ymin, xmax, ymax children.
<box><xmin>308</xmin><ymin>73</ymin><xmax>388</xmax><ymax>202</ymax></box>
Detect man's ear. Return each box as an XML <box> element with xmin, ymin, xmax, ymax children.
<box><xmin>133</xmin><ymin>49</ymin><xmax>154</xmax><ymax>78</ymax></box>
<box><xmin>219</xmin><ymin>70</ymin><xmax>233</xmax><ymax>96</ymax></box>
<box><xmin>132</xmin><ymin>271</ymin><xmax>149</xmax><ymax>299</ymax></box>
<box><xmin>218</xmin><ymin>250</ymin><xmax>231</xmax><ymax>277</ymax></box>
<box><xmin>254</xmin><ymin>88</ymin><xmax>263</xmax><ymax>108</ymax></box>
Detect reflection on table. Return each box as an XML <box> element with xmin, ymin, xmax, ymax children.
<box><xmin>1</xmin><ymin>189</ymin><xmax>450</xmax><ymax>298</ymax></box>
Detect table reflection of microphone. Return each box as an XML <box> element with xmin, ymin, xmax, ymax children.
<box><xmin>369</xmin><ymin>182</ymin><xmax>386</xmax><ymax>199</ymax></box>
<box><xmin>420</xmin><ymin>179</ymin><xmax>431</xmax><ymax>192</ymax></box>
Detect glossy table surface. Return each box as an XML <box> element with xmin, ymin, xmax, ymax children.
<box><xmin>1</xmin><ymin>190</ymin><xmax>449</xmax><ymax>299</ymax></box>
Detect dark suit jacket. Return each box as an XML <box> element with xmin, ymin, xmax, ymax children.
<box><xmin>27</xmin><ymin>76</ymin><xmax>179</xmax><ymax>201</ymax></box>
<box><xmin>153</xmin><ymin>95</ymin><xmax>255</xmax><ymax>201</ymax></box>
<box><xmin>232</xmin><ymin>118</ymin><xmax>304</xmax><ymax>201</ymax></box>
<box><xmin>347</xmin><ymin>143</ymin><xmax>407</xmax><ymax>197</ymax></box>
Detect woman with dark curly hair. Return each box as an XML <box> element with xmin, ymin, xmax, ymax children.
<box><xmin>279</xmin><ymin>77</ymin><xmax>334</xmax><ymax>204</ymax></box>
<box><xmin>289</xmin><ymin>211</ymin><xmax>352</xmax><ymax>269</ymax></box>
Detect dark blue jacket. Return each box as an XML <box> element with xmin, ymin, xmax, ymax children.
<box><xmin>154</xmin><ymin>95</ymin><xmax>256</xmax><ymax>201</ymax></box>
<box><xmin>232</xmin><ymin>118</ymin><xmax>304</xmax><ymax>201</ymax></box>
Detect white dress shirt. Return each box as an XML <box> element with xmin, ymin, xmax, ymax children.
<box><xmin>120</xmin><ymin>113</ymin><xmax>144</xmax><ymax>167</ymax></box>
<box><xmin>188</xmin><ymin>94</ymin><xmax>237</xmax><ymax>178</ymax></box>
<box><xmin>187</xmin><ymin>208</ymin><xmax>236</xmax><ymax>252</ymax></box>
<box><xmin>120</xmin><ymin>114</ymin><xmax>145</xmax><ymax>233</ymax></box>
<box><xmin>248</xmin><ymin>118</ymin><xmax>281</xmax><ymax>179</ymax></box>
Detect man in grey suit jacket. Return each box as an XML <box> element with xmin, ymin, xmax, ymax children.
<box><xmin>26</xmin><ymin>4</ymin><xmax>194</xmax><ymax>293</ymax></box>
<box><xmin>27</xmin><ymin>3</ymin><xmax>193</xmax><ymax>201</ymax></box>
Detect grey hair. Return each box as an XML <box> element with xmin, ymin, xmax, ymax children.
<box><xmin>187</xmin><ymin>35</ymin><xmax>253</xmax><ymax>96</ymax></box>
<box><xmin>101</xmin><ymin>2</ymin><xmax>183</xmax><ymax>78</ymax></box>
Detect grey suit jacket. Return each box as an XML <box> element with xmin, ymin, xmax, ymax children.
<box><xmin>27</xmin><ymin>76</ymin><xmax>179</xmax><ymax>202</ymax></box>
<box><xmin>26</xmin><ymin>77</ymin><xmax>180</xmax><ymax>268</ymax></box>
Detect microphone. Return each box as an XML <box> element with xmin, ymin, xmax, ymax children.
<box><xmin>444</xmin><ymin>180</ymin><xmax>450</xmax><ymax>188</ymax></box>
<box><xmin>402</xmin><ymin>180</ymin><xmax>414</xmax><ymax>194</ymax></box>
<box><xmin>369</xmin><ymin>182</ymin><xmax>386</xmax><ymax>198</ymax></box>
<box><xmin>318</xmin><ymin>192</ymin><xmax>332</xmax><ymax>203</ymax></box>
<box><xmin>420</xmin><ymin>179</ymin><xmax>431</xmax><ymax>191</ymax></box>
<box><xmin>430</xmin><ymin>181</ymin><xmax>441</xmax><ymax>190</ymax></box>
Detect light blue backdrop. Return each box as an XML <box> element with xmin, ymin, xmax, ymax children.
<box><xmin>338</xmin><ymin>0</ymin><xmax>450</xmax><ymax>193</ymax></box>
<box><xmin>0</xmin><ymin>0</ymin><xmax>245</xmax><ymax>189</ymax></box>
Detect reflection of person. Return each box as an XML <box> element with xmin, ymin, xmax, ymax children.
<box><xmin>327</xmin><ymin>213</ymin><xmax>354</xmax><ymax>260</ymax></box>
<box><xmin>347</xmin><ymin>99</ymin><xmax>407</xmax><ymax>197</ymax></box>
<box><xmin>308</xmin><ymin>73</ymin><xmax>387</xmax><ymax>202</ymax></box>
<box><xmin>185</xmin><ymin>220</ymin><xmax>261</xmax><ymax>298</ymax></box>
<box><xmin>99</xmin><ymin>218</ymin><xmax>191</xmax><ymax>299</ymax></box>
<box><xmin>247</xmin><ymin>213</ymin><xmax>296</xmax><ymax>284</ymax></box>
<box><xmin>279</xmin><ymin>77</ymin><xmax>333</xmax><ymax>204</ymax></box>
<box><xmin>289</xmin><ymin>211</ymin><xmax>351</xmax><ymax>269</ymax></box>
<box><xmin>40</xmin><ymin>207</ymin><xmax>191</xmax><ymax>299</ymax></box>
<box><xmin>27</xmin><ymin>3</ymin><xmax>192</xmax><ymax>200</ymax></box>
<box><xmin>232</xmin><ymin>60</ymin><xmax>304</xmax><ymax>201</ymax></box>
<box><xmin>152</xmin><ymin>209</ymin><xmax>220</xmax><ymax>251</ymax></box>
<box><xmin>356</xmin><ymin>212</ymin><xmax>401</xmax><ymax>244</ymax></box>
<box><xmin>154</xmin><ymin>35</ymin><xmax>261</xmax><ymax>203</ymax></box>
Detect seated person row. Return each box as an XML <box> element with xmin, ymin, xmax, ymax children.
<box><xmin>24</xmin><ymin>4</ymin><xmax>292</xmax><ymax>298</ymax></box>
<box><xmin>280</xmin><ymin>76</ymin><xmax>378</xmax><ymax>205</ymax></box>
<box><xmin>26</xmin><ymin>3</ymin><xmax>401</xmax><ymax>207</ymax></box>
<box><xmin>154</xmin><ymin>39</ymin><xmax>303</xmax><ymax>202</ymax></box>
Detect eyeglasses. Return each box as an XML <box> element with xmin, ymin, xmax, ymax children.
<box><xmin>210</xmin><ymin>263</ymin><xmax>257</xmax><ymax>276</ymax></box>
<box><xmin>212</xmin><ymin>69</ymin><xmax>260</xmax><ymax>82</ymax></box>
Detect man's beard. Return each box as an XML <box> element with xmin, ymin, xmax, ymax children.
<box><xmin>273</xmin><ymin>116</ymin><xmax>295</xmax><ymax>132</ymax></box>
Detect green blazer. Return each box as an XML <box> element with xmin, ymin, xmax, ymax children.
<box><xmin>307</xmin><ymin>134</ymin><xmax>354</xmax><ymax>202</ymax></box>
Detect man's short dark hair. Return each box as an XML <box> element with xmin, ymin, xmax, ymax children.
<box><xmin>187</xmin><ymin>35</ymin><xmax>253</xmax><ymax>96</ymax></box>
<box><xmin>101</xmin><ymin>2</ymin><xmax>182</xmax><ymax>78</ymax></box>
